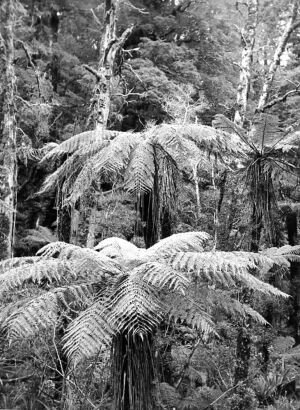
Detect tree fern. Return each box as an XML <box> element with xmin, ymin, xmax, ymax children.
<box><xmin>1</xmin><ymin>233</ymin><xmax>296</xmax><ymax>369</ymax></box>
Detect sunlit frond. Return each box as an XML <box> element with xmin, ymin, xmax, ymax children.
<box><xmin>147</xmin><ymin>231</ymin><xmax>210</xmax><ymax>258</ymax></box>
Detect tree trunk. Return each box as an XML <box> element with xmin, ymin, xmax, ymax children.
<box><xmin>57</xmin><ymin>187</ymin><xmax>71</xmax><ymax>243</ymax></box>
<box><xmin>286</xmin><ymin>211</ymin><xmax>300</xmax><ymax>344</ymax></box>
<box><xmin>234</xmin><ymin>0</ymin><xmax>258</xmax><ymax>127</ymax></box>
<box><xmin>257</xmin><ymin>0</ymin><xmax>300</xmax><ymax>111</ymax></box>
<box><xmin>233</xmin><ymin>1</ymin><xmax>258</xmax><ymax>382</ymax></box>
<box><xmin>86</xmin><ymin>203</ymin><xmax>97</xmax><ymax>248</ymax></box>
<box><xmin>70</xmin><ymin>205</ymin><xmax>80</xmax><ymax>245</ymax></box>
<box><xmin>111</xmin><ymin>333</ymin><xmax>154</xmax><ymax>410</ymax></box>
<box><xmin>0</xmin><ymin>0</ymin><xmax>17</xmax><ymax>260</ymax></box>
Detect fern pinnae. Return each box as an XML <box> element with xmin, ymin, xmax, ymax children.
<box><xmin>0</xmin><ymin>256</ymin><xmax>42</xmax><ymax>274</ymax></box>
<box><xmin>63</xmin><ymin>301</ymin><xmax>114</xmax><ymax>364</ymax></box>
<box><xmin>3</xmin><ymin>283</ymin><xmax>95</xmax><ymax>339</ymax></box>
<box><xmin>124</xmin><ymin>140</ymin><xmax>155</xmax><ymax>194</ymax></box>
<box><xmin>0</xmin><ymin>259</ymin><xmax>76</xmax><ymax>298</ymax></box>
<box><xmin>147</xmin><ymin>231</ymin><xmax>210</xmax><ymax>259</ymax></box>
<box><xmin>132</xmin><ymin>262</ymin><xmax>189</xmax><ymax>293</ymax></box>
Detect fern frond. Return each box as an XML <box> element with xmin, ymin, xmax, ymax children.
<box><xmin>147</xmin><ymin>231</ymin><xmax>210</xmax><ymax>258</ymax></box>
<box><xmin>167</xmin><ymin>293</ymin><xmax>215</xmax><ymax>337</ymax></box>
<box><xmin>67</xmin><ymin>132</ymin><xmax>142</xmax><ymax>204</ymax></box>
<box><xmin>211</xmin><ymin>290</ymin><xmax>268</xmax><ymax>325</ymax></box>
<box><xmin>0</xmin><ymin>259</ymin><xmax>75</xmax><ymax>298</ymax></box>
<box><xmin>63</xmin><ymin>300</ymin><xmax>113</xmax><ymax>364</ymax></box>
<box><xmin>124</xmin><ymin>140</ymin><xmax>155</xmax><ymax>194</ymax></box>
<box><xmin>0</xmin><ymin>256</ymin><xmax>42</xmax><ymax>274</ymax></box>
<box><xmin>169</xmin><ymin>251</ymin><xmax>289</xmax><ymax>297</ymax></box>
<box><xmin>132</xmin><ymin>262</ymin><xmax>189</xmax><ymax>293</ymax></box>
<box><xmin>94</xmin><ymin>132</ymin><xmax>142</xmax><ymax>176</ymax></box>
<box><xmin>149</xmin><ymin>123</ymin><xmax>247</xmax><ymax>160</ymax></box>
<box><xmin>39</xmin><ymin>153</ymin><xmax>84</xmax><ymax>193</ymax></box>
<box><xmin>3</xmin><ymin>284</ymin><xmax>95</xmax><ymax>339</ymax></box>
<box><xmin>108</xmin><ymin>273</ymin><xmax>164</xmax><ymax>336</ymax></box>
<box><xmin>40</xmin><ymin>129</ymin><xmax>113</xmax><ymax>162</ymax></box>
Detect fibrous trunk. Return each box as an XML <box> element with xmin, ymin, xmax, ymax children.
<box><xmin>111</xmin><ymin>333</ymin><xmax>154</xmax><ymax>410</ymax></box>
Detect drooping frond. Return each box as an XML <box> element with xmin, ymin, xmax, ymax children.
<box><xmin>151</xmin><ymin>126</ymin><xmax>213</xmax><ymax>171</ymax></box>
<box><xmin>39</xmin><ymin>152</ymin><xmax>84</xmax><ymax>193</ymax></box>
<box><xmin>0</xmin><ymin>259</ymin><xmax>75</xmax><ymax>298</ymax></box>
<box><xmin>211</xmin><ymin>290</ymin><xmax>268</xmax><ymax>325</ymax></box>
<box><xmin>63</xmin><ymin>300</ymin><xmax>114</xmax><ymax>364</ymax></box>
<box><xmin>147</xmin><ymin>231</ymin><xmax>210</xmax><ymax>258</ymax></box>
<box><xmin>38</xmin><ymin>241</ymin><xmax>122</xmax><ymax>275</ymax></box>
<box><xmin>67</xmin><ymin>132</ymin><xmax>142</xmax><ymax>204</ymax></box>
<box><xmin>124</xmin><ymin>140</ymin><xmax>155</xmax><ymax>194</ymax></box>
<box><xmin>2</xmin><ymin>284</ymin><xmax>95</xmax><ymax>339</ymax></box>
<box><xmin>108</xmin><ymin>273</ymin><xmax>164</xmax><ymax>336</ymax></box>
<box><xmin>167</xmin><ymin>292</ymin><xmax>215</xmax><ymax>337</ymax></box>
<box><xmin>40</xmin><ymin>129</ymin><xmax>115</xmax><ymax>162</ymax></box>
<box><xmin>37</xmin><ymin>241</ymin><xmax>81</xmax><ymax>257</ymax></box>
<box><xmin>169</xmin><ymin>251</ymin><xmax>289</xmax><ymax>297</ymax></box>
<box><xmin>146</xmin><ymin>123</ymin><xmax>247</xmax><ymax>160</ymax></box>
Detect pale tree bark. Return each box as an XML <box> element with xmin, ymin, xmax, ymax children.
<box><xmin>257</xmin><ymin>0</ymin><xmax>300</xmax><ymax>111</ymax></box>
<box><xmin>85</xmin><ymin>0</ymin><xmax>132</xmax><ymax>248</ymax></box>
<box><xmin>234</xmin><ymin>0</ymin><xmax>258</xmax><ymax>127</ymax></box>
<box><xmin>0</xmin><ymin>0</ymin><xmax>17</xmax><ymax>260</ymax></box>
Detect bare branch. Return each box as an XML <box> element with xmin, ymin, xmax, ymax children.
<box><xmin>83</xmin><ymin>64</ymin><xmax>101</xmax><ymax>80</ymax></box>
<box><xmin>257</xmin><ymin>1</ymin><xmax>300</xmax><ymax>110</ymax></box>
<box><xmin>260</xmin><ymin>86</ymin><xmax>300</xmax><ymax>112</ymax></box>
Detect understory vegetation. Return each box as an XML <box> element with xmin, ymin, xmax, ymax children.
<box><xmin>0</xmin><ymin>0</ymin><xmax>300</xmax><ymax>409</ymax></box>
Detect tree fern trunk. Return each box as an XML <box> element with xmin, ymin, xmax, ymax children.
<box><xmin>286</xmin><ymin>211</ymin><xmax>300</xmax><ymax>344</ymax></box>
<box><xmin>57</xmin><ymin>186</ymin><xmax>71</xmax><ymax>243</ymax></box>
<box><xmin>111</xmin><ymin>333</ymin><xmax>154</xmax><ymax>410</ymax></box>
<box><xmin>0</xmin><ymin>0</ymin><xmax>17</xmax><ymax>260</ymax></box>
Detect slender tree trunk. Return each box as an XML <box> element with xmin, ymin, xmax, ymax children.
<box><xmin>85</xmin><ymin>0</ymin><xmax>132</xmax><ymax>247</ymax></box>
<box><xmin>57</xmin><ymin>186</ymin><xmax>71</xmax><ymax>243</ymax></box>
<box><xmin>233</xmin><ymin>1</ymin><xmax>258</xmax><ymax>385</ymax></box>
<box><xmin>70</xmin><ymin>205</ymin><xmax>80</xmax><ymax>245</ymax></box>
<box><xmin>86</xmin><ymin>203</ymin><xmax>97</xmax><ymax>248</ymax></box>
<box><xmin>0</xmin><ymin>0</ymin><xmax>17</xmax><ymax>260</ymax></box>
<box><xmin>257</xmin><ymin>0</ymin><xmax>300</xmax><ymax>111</ymax></box>
<box><xmin>234</xmin><ymin>0</ymin><xmax>258</xmax><ymax>127</ymax></box>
